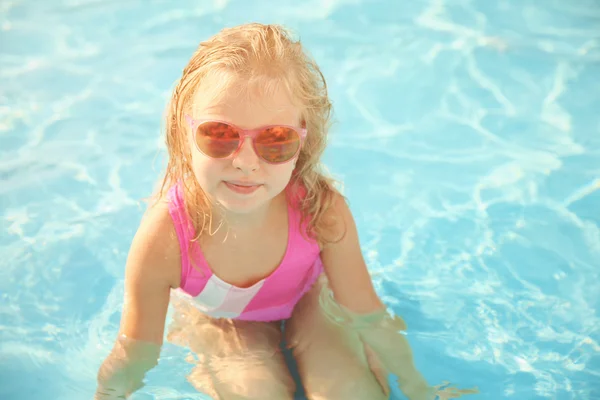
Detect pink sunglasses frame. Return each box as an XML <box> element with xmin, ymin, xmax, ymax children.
<box><xmin>185</xmin><ymin>114</ymin><xmax>307</xmax><ymax>164</ymax></box>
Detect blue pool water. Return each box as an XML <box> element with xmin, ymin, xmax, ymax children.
<box><xmin>1</xmin><ymin>0</ymin><xmax>599</xmax><ymax>399</ymax></box>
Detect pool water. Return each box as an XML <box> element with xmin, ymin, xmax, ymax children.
<box><xmin>1</xmin><ymin>0</ymin><xmax>599</xmax><ymax>399</ymax></box>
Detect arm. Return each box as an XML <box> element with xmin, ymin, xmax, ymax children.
<box><xmin>319</xmin><ymin>194</ymin><xmax>434</xmax><ymax>400</ymax></box>
<box><xmin>95</xmin><ymin>201</ymin><xmax>181</xmax><ymax>399</ymax></box>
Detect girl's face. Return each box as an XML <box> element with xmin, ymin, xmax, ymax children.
<box><xmin>188</xmin><ymin>83</ymin><xmax>302</xmax><ymax>216</ymax></box>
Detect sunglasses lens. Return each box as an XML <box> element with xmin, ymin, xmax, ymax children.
<box><xmin>196</xmin><ymin>122</ymin><xmax>240</xmax><ymax>158</ymax></box>
<box><xmin>255</xmin><ymin>127</ymin><xmax>301</xmax><ymax>163</ymax></box>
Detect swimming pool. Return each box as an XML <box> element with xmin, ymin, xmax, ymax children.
<box><xmin>1</xmin><ymin>0</ymin><xmax>599</xmax><ymax>399</ymax></box>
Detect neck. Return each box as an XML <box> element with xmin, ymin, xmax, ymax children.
<box><xmin>207</xmin><ymin>192</ymin><xmax>286</xmax><ymax>241</ymax></box>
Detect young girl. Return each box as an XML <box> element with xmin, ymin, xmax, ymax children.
<box><xmin>95</xmin><ymin>23</ymin><xmax>438</xmax><ymax>400</ymax></box>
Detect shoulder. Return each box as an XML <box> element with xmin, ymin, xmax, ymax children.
<box><xmin>125</xmin><ymin>198</ymin><xmax>182</xmax><ymax>290</ymax></box>
<box><xmin>319</xmin><ymin>190</ymin><xmax>353</xmax><ymax>247</ymax></box>
<box><xmin>287</xmin><ymin>179</ymin><xmax>349</xmax><ymax>248</ymax></box>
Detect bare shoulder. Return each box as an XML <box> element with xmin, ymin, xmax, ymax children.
<box><xmin>126</xmin><ymin>198</ymin><xmax>181</xmax><ymax>290</ymax></box>
<box><xmin>319</xmin><ymin>190</ymin><xmax>353</xmax><ymax>246</ymax></box>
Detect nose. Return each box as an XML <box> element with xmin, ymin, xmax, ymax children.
<box><xmin>231</xmin><ymin>137</ymin><xmax>259</xmax><ymax>173</ymax></box>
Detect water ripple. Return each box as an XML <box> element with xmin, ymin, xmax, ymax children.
<box><xmin>1</xmin><ymin>0</ymin><xmax>599</xmax><ymax>399</ymax></box>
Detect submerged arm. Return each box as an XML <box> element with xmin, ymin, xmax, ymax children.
<box><xmin>318</xmin><ymin>287</ymin><xmax>434</xmax><ymax>400</ymax></box>
<box><xmin>95</xmin><ymin>336</ymin><xmax>161</xmax><ymax>399</ymax></box>
<box><xmin>319</xmin><ymin>194</ymin><xmax>434</xmax><ymax>400</ymax></box>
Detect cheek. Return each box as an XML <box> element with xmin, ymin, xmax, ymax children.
<box><xmin>191</xmin><ymin>154</ymin><xmax>223</xmax><ymax>185</ymax></box>
<box><xmin>268</xmin><ymin>163</ymin><xmax>295</xmax><ymax>186</ymax></box>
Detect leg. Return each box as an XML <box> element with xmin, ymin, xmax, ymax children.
<box><xmin>167</xmin><ymin>296</ymin><xmax>295</xmax><ymax>399</ymax></box>
<box><xmin>285</xmin><ymin>274</ymin><xmax>390</xmax><ymax>400</ymax></box>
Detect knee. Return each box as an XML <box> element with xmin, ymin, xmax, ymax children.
<box><xmin>302</xmin><ymin>360</ymin><xmax>389</xmax><ymax>400</ymax></box>
<box><xmin>233</xmin><ymin>373</ymin><xmax>296</xmax><ymax>400</ymax></box>
<box><xmin>188</xmin><ymin>354</ymin><xmax>296</xmax><ymax>400</ymax></box>
<box><xmin>306</xmin><ymin>377</ymin><xmax>389</xmax><ymax>400</ymax></box>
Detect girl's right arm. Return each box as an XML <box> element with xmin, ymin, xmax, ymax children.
<box><xmin>95</xmin><ymin>200</ymin><xmax>181</xmax><ymax>399</ymax></box>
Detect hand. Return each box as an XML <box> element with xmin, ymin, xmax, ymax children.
<box><xmin>434</xmin><ymin>381</ymin><xmax>480</xmax><ymax>399</ymax></box>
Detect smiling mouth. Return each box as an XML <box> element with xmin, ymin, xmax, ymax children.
<box><xmin>224</xmin><ymin>181</ymin><xmax>262</xmax><ymax>194</ymax></box>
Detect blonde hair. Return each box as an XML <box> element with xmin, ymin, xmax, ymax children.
<box><xmin>156</xmin><ymin>23</ymin><xmax>341</xmax><ymax>246</ymax></box>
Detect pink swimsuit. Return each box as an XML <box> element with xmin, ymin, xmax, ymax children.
<box><xmin>167</xmin><ymin>183</ymin><xmax>323</xmax><ymax>322</ymax></box>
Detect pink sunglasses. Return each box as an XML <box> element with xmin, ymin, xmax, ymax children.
<box><xmin>185</xmin><ymin>114</ymin><xmax>307</xmax><ymax>164</ymax></box>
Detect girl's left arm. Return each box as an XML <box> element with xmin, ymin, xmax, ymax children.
<box><xmin>320</xmin><ymin>193</ymin><xmax>434</xmax><ymax>400</ymax></box>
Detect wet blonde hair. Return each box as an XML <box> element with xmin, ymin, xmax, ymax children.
<box><xmin>156</xmin><ymin>23</ymin><xmax>341</xmax><ymax>246</ymax></box>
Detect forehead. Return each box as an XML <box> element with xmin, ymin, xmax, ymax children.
<box><xmin>190</xmin><ymin>77</ymin><xmax>302</xmax><ymax>128</ymax></box>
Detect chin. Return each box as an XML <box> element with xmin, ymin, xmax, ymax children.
<box><xmin>217</xmin><ymin>199</ymin><xmax>265</xmax><ymax>214</ymax></box>
<box><xmin>214</xmin><ymin>188</ymin><xmax>270</xmax><ymax>214</ymax></box>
